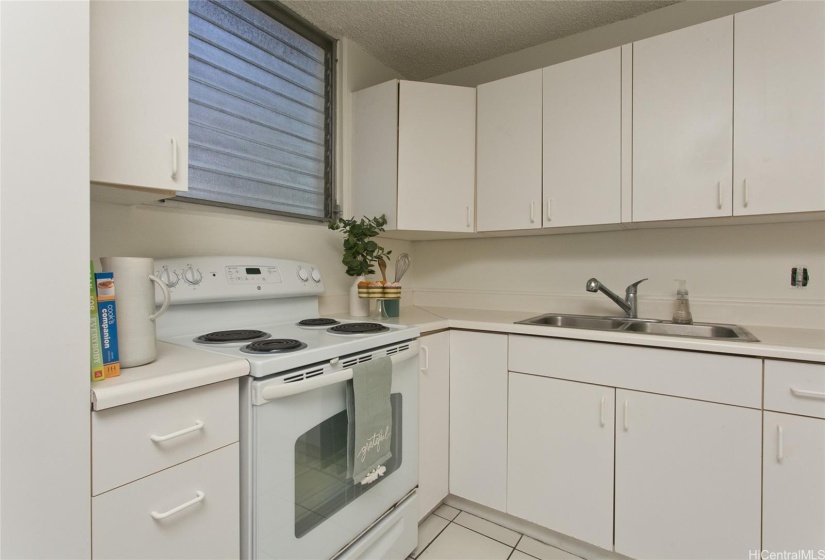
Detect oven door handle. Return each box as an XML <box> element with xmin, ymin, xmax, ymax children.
<box><xmin>259</xmin><ymin>345</ymin><xmax>418</xmax><ymax>402</ymax></box>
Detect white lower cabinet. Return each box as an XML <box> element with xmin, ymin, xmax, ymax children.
<box><xmin>418</xmin><ymin>331</ymin><xmax>451</xmax><ymax>521</ymax></box>
<box><xmin>763</xmin><ymin>411</ymin><xmax>825</xmax><ymax>553</ymax></box>
<box><xmin>508</xmin><ymin>374</ymin><xmax>614</xmax><ymax>550</ymax></box>
<box><xmin>93</xmin><ymin>443</ymin><xmax>239</xmax><ymax>559</ymax></box>
<box><xmin>449</xmin><ymin>331</ymin><xmax>508</xmax><ymax>511</ymax></box>
<box><xmin>91</xmin><ymin>379</ymin><xmax>240</xmax><ymax>559</ymax></box>
<box><xmin>614</xmin><ymin>389</ymin><xmax>761</xmax><ymax>560</ymax></box>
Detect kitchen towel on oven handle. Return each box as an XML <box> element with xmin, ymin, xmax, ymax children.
<box><xmin>346</xmin><ymin>356</ymin><xmax>393</xmax><ymax>485</ymax></box>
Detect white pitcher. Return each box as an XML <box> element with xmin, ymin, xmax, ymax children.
<box><xmin>100</xmin><ymin>257</ymin><xmax>171</xmax><ymax>368</ymax></box>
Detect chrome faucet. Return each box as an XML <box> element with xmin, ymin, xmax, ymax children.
<box><xmin>586</xmin><ymin>278</ymin><xmax>648</xmax><ymax>318</ymax></box>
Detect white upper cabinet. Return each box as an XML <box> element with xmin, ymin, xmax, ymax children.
<box><xmin>733</xmin><ymin>1</ymin><xmax>825</xmax><ymax>216</ymax></box>
<box><xmin>632</xmin><ymin>17</ymin><xmax>733</xmax><ymax>222</ymax></box>
<box><xmin>543</xmin><ymin>48</ymin><xmax>622</xmax><ymax>228</ymax></box>
<box><xmin>353</xmin><ymin>80</ymin><xmax>476</xmax><ymax>232</ymax></box>
<box><xmin>90</xmin><ymin>0</ymin><xmax>188</xmax><ymax>193</ymax></box>
<box><xmin>476</xmin><ymin>70</ymin><xmax>543</xmax><ymax>232</ymax></box>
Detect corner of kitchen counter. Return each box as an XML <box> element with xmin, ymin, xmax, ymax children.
<box><xmin>91</xmin><ymin>342</ymin><xmax>250</xmax><ymax>411</ymax></box>
<box><xmin>333</xmin><ymin>306</ymin><xmax>451</xmax><ymax>334</ymax></box>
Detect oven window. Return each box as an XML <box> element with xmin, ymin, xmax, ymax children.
<box><xmin>294</xmin><ymin>394</ymin><xmax>402</xmax><ymax>538</ymax></box>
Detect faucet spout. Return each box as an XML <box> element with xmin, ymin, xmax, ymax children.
<box><xmin>586</xmin><ymin>277</ymin><xmax>647</xmax><ymax>318</ymax></box>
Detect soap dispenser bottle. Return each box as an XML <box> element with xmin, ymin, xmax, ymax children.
<box><xmin>673</xmin><ymin>280</ymin><xmax>693</xmax><ymax>324</ymax></box>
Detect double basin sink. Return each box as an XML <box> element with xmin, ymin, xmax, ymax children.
<box><xmin>516</xmin><ymin>314</ymin><xmax>759</xmax><ymax>342</ymax></box>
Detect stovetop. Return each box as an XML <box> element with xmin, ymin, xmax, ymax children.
<box><xmin>158</xmin><ymin>318</ymin><xmax>416</xmax><ymax>378</ymax></box>
<box><xmin>152</xmin><ymin>257</ymin><xmax>419</xmax><ymax>378</ymax></box>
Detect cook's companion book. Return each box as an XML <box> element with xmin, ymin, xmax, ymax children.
<box><xmin>94</xmin><ymin>271</ymin><xmax>120</xmax><ymax>378</ymax></box>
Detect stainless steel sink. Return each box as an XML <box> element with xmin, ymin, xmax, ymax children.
<box><xmin>516</xmin><ymin>313</ymin><xmax>759</xmax><ymax>342</ymax></box>
<box><xmin>620</xmin><ymin>321</ymin><xmax>759</xmax><ymax>340</ymax></box>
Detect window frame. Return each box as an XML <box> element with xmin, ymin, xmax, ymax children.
<box><xmin>177</xmin><ymin>0</ymin><xmax>338</xmax><ymax>222</ymax></box>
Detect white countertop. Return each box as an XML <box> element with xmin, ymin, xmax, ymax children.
<box><xmin>354</xmin><ymin>306</ymin><xmax>825</xmax><ymax>363</ymax></box>
<box><xmin>92</xmin><ymin>306</ymin><xmax>824</xmax><ymax>411</ymax></box>
<box><xmin>91</xmin><ymin>342</ymin><xmax>249</xmax><ymax>411</ymax></box>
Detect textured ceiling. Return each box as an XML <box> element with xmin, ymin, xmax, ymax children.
<box><xmin>281</xmin><ymin>0</ymin><xmax>682</xmax><ymax>80</ymax></box>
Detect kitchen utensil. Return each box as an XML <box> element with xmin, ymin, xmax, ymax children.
<box><xmin>394</xmin><ymin>253</ymin><xmax>410</xmax><ymax>283</ymax></box>
<box><xmin>100</xmin><ymin>257</ymin><xmax>171</xmax><ymax>368</ymax></box>
<box><xmin>378</xmin><ymin>258</ymin><xmax>388</xmax><ymax>283</ymax></box>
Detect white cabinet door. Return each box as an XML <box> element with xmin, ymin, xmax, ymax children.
<box><xmin>734</xmin><ymin>1</ymin><xmax>825</xmax><ymax>216</ymax></box>
<box><xmin>763</xmin><ymin>412</ymin><xmax>825</xmax><ymax>554</ymax></box>
<box><xmin>449</xmin><ymin>331</ymin><xmax>507</xmax><ymax>511</ymax></box>
<box><xmin>418</xmin><ymin>331</ymin><xmax>450</xmax><ymax>521</ymax></box>
<box><xmin>476</xmin><ymin>70</ymin><xmax>543</xmax><ymax>232</ymax></box>
<box><xmin>632</xmin><ymin>17</ymin><xmax>733</xmax><ymax>222</ymax></box>
<box><xmin>92</xmin><ymin>443</ymin><xmax>239</xmax><ymax>560</ymax></box>
<box><xmin>615</xmin><ymin>390</ymin><xmax>761</xmax><ymax>559</ymax></box>
<box><xmin>543</xmin><ymin>48</ymin><xmax>622</xmax><ymax>228</ymax></box>
<box><xmin>90</xmin><ymin>0</ymin><xmax>188</xmax><ymax>192</ymax></box>
<box><xmin>397</xmin><ymin>81</ymin><xmax>476</xmax><ymax>232</ymax></box>
<box><xmin>508</xmin><ymin>374</ymin><xmax>614</xmax><ymax>550</ymax></box>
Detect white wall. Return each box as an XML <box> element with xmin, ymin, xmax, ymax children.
<box><xmin>412</xmin><ymin>221</ymin><xmax>825</xmax><ymax>329</ymax></box>
<box><xmin>0</xmin><ymin>1</ymin><xmax>91</xmax><ymax>556</ymax></box>
<box><xmin>91</xmin><ymin>38</ymin><xmax>410</xmax><ymax>314</ymax></box>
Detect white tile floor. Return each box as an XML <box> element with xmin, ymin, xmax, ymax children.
<box><xmin>410</xmin><ymin>505</ymin><xmax>586</xmax><ymax>560</ymax></box>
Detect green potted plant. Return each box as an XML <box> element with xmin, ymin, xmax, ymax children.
<box><xmin>328</xmin><ymin>215</ymin><xmax>391</xmax><ymax>316</ymax></box>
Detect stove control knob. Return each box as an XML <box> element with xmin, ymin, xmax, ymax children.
<box><xmin>297</xmin><ymin>267</ymin><xmax>309</xmax><ymax>282</ymax></box>
<box><xmin>157</xmin><ymin>268</ymin><xmax>179</xmax><ymax>288</ymax></box>
<box><xmin>311</xmin><ymin>269</ymin><xmax>322</xmax><ymax>283</ymax></box>
<box><xmin>183</xmin><ymin>266</ymin><xmax>203</xmax><ymax>285</ymax></box>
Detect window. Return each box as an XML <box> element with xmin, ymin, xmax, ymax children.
<box><xmin>182</xmin><ymin>0</ymin><xmax>335</xmax><ymax>220</ymax></box>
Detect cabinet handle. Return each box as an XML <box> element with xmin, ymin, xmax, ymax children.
<box><xmin>150</xmin><ymin>420</ymin><xmax>204</xmax><ymax>443</ymax></box>
<box><xmin>170</xmin><ymin>137</ymin><xmax>178</xmax><ymax>180</ymax></box>
<box><xmin>420</xmin><ymin>345</ymin><xmax>430</xmax><ymax>373</ymax></box>
<box><xmin>530</xmin><ymin>201</ymin><xmax>536</xmax><ymax>223</ymax></box>
<box><xmin>776</xmin><ymin>425</ymin><xmax>784</xmax><ymax>463</ymax></box>
<box><xmin>743</xmin><ymin>179</ymin><xmax>749</xmax><ymax>208</ymax></box>
<box><xmin>717</xmin><ymin>181</ymin><xmax>723</xmax><ymax>210</ymax></box>
<box><xmin>790</xmin><ymin>387</ymin><xmax>825</xmax><ymax>400</ymax></box>
<box><xmin>466</xmin><ymin>206</ymin><xmax>471</xmax><ymax>228</ymax></box>
<box><xmin>546</xmin><ymin>198</ymin><xmax>552</xmax><ymax>222</ymax></box>
<box><xmin>600</xmin><ymin>396</ymin><xmax>606</xmax><ymax>427</ymax></box>
<box><xmin>623</xmin><ymin>399</ymin><xmax>629</xmax><ymax>431</ymax></box>
<box><xmin>150</xmin><ymin>491</ymin><xmax>205</xmax><ymax>520</ymax></box>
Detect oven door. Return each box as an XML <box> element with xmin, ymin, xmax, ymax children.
<box><xmin>243</xmin><ymin>342</ymin><xmax>419</xmax><ymax>560</ymax></box>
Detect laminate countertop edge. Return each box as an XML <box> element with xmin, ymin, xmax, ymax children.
<box><xmin>91</xmin><ymin>342</ymin><xmax>250</xmax><ymax>411</ymax></box>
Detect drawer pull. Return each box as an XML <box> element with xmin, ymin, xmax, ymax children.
<box><xmin>790</xmin><ymin>387</ymin><xmax>825</xmax><ymax>400</ymax></box>
<box><xmin>150</xmin><ymin>420</ymin><xmax>204</xmax><ymax>443</ymax></box>
<box><xmin>420</xmin><ymin>345</ymin><xmax>429</xmax><ymax>373</ymax></box>
<box><xmin>150</xmin><ymin>491</ymin><xmax>205</xmax><ymax>520</ymax></box>
<box><xmin>600</xmin><ymin>396</ymin><xmax>606</xmax><ymax>427</ymax></box>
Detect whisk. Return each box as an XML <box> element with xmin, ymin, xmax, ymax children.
<box><xmin>394</xmin><ymin>253</ymin><xmax>410</xmax><ymax>283</ymax></box>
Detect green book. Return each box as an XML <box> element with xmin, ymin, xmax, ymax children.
<box><xmin>90</xmin><ymin>262</ymin><xmax>105</xmax><ymax>382</ymax></box>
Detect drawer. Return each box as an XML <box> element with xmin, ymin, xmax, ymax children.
<box><xmin>765</xmin><ymin>360</ymin><xmax>825</xmax><ymax>419</ymax></box>
<box><xmin>93</xmin><ymin>443</ymin><xmax>239</xmax><ymax>560</ymax></box>
<box><xmin>509</xmin><ymin>335</ymin><xmax>762</xmax><ymax>408</ymax></box>
<box><xmin>93</xmin><ymin>379</ymin><xmax>238</xmax><ymax>495</ymax></box>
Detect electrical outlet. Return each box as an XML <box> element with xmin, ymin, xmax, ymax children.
<box><xmin>791</xmin><ymin>266</ymin><xmax>809</xmax><ymax>288</ymax></box>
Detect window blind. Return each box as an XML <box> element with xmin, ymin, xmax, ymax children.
<box><xmin>183</xmin><ymin>0</ymin><xmax>333</xmax><ymax>219</ymax></box>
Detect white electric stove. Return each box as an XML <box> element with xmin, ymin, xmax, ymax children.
<box><xmin>153</xmin><ymin>256</ymin><xmax>420</xmax><ymax>560</ymax></box>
